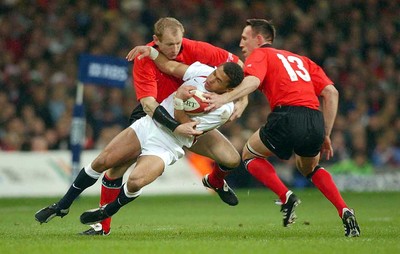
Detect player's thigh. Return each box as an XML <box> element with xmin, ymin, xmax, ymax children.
<box><xmin>242</xmin><ymin>129</ymin><xmax>274</xmax><ymax>160</ymax></box>
<box><xmin>189</xmin><ymin>129</ymin><xmax>240</xmax><ymax>167</ymax></box>
<box><xmin>126</xmin><ymin>155</ymin><xmax>165</xmax><ymax>191</ymax></box>
<box><xmin>93</xmin><ymin>128</ymin><xmax>141</xmax><ymax>170</ymax></box>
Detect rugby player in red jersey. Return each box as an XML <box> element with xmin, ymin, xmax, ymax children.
<box><xmin>205</xmin><ymin>19</ymin><xmax>360</xmax><ymax>237</ymax></box>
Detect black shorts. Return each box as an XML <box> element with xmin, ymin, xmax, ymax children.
<box><xmin>259</xmin><ymin>106</ymin><xmax>325</xmax><ymax>160</ymax></box>
<box><xmin>128</xmin><ymin>104</ymin><xmax>147</xmax><ymax>125</ymax></box>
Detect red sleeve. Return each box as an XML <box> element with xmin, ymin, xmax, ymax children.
<box><xmin>133</xmin><ymin>57</ymin><xmax>158</xmax><ymax>101</ymax></box>
<box><xmin>243</xmin><ymin>49</ymin><xmax>268</xmax><ymax>82</ymax></box>
<box><xmin>305</xmin><ymin>57</ymin><xmax>334</xmax><ymax>96</ymax></box>
<box><xmin>177</xmin><ymin>39</ymin><xmax>240</xmax><ymax>66</ymax></box>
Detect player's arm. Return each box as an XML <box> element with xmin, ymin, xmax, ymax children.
<box><xmin>320</xmin><ymin>84</ymin><xmax>338</xmax><ymax>138</ymax></box>
<box><xmin>204</xmin><ymin>75</ymin><xmax>260</xmax><ymax>111</ymax></box>
<box><xmin>141</xmin><ymin>96</ymin><xmax>202</xmax><ymax>136</ymax></box>
<box><xmin>229</xmin><ymin>95</ymin><xmax>248</xmax><ymax>121</ymax></box>
<box><xmin>140</xmin><ymin>96</ymin><xmax>159</xmax><ymax>118</ymax></box>
<box><xmin>172</xmin><ymin>86</ymin><xmax>196</xmax><ymax>124</ymax></box>
<box><xmin>127</xmin><ymin>46</ymin><xmax>188</xmax><ymax>79</ymax></box>
<box><xmin>140</xmin><ymin>96</ymin><xmax>180</xmax><ymax>130</ymax></box>
<box><xmin>319</xmin><ymin>84</ymin><xmax>338</xmax><ymax>160</ymax></box>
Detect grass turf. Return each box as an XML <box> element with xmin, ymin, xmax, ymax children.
<box><xmin>0</xmin><ymin>189</ymin><xmax>399</xmax><ymax>254</ymax></box>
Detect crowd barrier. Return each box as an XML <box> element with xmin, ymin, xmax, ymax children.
<box><xmin>0</xmin><ymin>150</ymin><xmax>207</xmax><ymax>197</ymax></box>
<box><xmin>1</xmin><ymin>151</ymin><xmax>399</xmax><ymax>198</ymax></box>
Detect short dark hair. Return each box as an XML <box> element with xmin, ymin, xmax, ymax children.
<box><xmin>222</xmin><ymin>62</ymin><xmax>244</xmax><ymax>88</ymax></box>
<box><xmin>246</xmin><ymin>19</ymin><xmax>276</xmax><ymax>43</ymax></box>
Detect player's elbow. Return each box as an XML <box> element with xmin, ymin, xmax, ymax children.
<box><xmin>140</xmin><ymin>97</ymin><xmax>159</xmax><ymax>117</ymax></box>
<box><xmin>157</xmin><ymin>63</ymin><xmax>175</xmax><ymax>76</ymax></box>
<box><xmin>321</xmin><ymin>84</ymin><xmax>338</xmax><ymax>100</ymax></box>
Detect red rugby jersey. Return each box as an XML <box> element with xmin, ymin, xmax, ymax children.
<box><xmin>244</xmin><ymin>45</ymin><xmax>333</xmax><ymax>111</ymax></box>
<box><xmin>133</xmin><ymin>38</ymin><xmax>239</xmax><ymax>102</ymax></box>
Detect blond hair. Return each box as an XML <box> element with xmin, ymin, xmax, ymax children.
<box><xmin>154</xmin><ymin>17</ymin><xmax>185</xmax><ymax>40</ymax></box>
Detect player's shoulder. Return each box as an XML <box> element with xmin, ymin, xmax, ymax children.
<box><xmin>182</xmin><ymin>38</ymin><xmax>216</xmax><ymax>51</ymax></box>
<box><xmin>133</xmin><ymin>55</ymin><xmax>157</xmax><ymax>70</ymax></box>
<box><xmin>182</xmin><ymin>38</ymin><xmax>199</xmax><ymax>49</ymax></box>
<box><xmin>276</xmin><ymin>48</ymin><xmax>307</xmax><ymax>59</ymax></box>
<box><xmin>184</xmin><ymin>61</ymin><xmax>214</xmax><ymax>80</ymax></box>
<box><xmin>188</xmin><ymin>61</ymin><xmax>213</xmax><ymax>71</ymax></box>
<box><xmin>182</xmin><ymin>38</ymin><xmax>206</xmax><ymax>45</ymax></box>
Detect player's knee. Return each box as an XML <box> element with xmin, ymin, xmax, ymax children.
<box><xmin>126</xmin><ymin>175</ymin><xmax>145</xmax><ymax>192</ymax></box>
<box><xmin>220</xmin><ymin>153</ymin><xmax>241</xmax><ymax>168</ymax></box>
<box><xmin>212</xmin><ymin>147</ymin><xmax>240</xmax><ymax>168</ymax></box>
<box><xmin>241</xmin><ymin>147</ymin><xmax>252</xmax><ymax>161</ymax></box>
<box><xmin>306</xmin><ymin>165</ymin><xmax>322</xmax><ymax>179</ymax></box>
<box><xmin>92</xmin><ymin>150</ymin><xmax>113</xmax><ymax>170</ymax></box>
<box><xmin>107</xmin><ymin>164</ymin><xmax>129</xmax><ymax>179</ymax></box>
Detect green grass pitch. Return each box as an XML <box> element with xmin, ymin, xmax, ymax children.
<box><xmin>0</xmin><ymin>189</ymin><xmax>399</xmax><ymax>254</ymax></box>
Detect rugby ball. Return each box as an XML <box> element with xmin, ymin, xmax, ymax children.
<box><xmin>184</xmin><ymin>90</ymin><xmax>209</xmax><ymax>114</ymax></box>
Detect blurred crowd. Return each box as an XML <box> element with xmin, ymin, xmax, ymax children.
<box><xmin>1</xmin><ymin>0</ymin><xmax>399</xmax><ymax>176</ymax></box>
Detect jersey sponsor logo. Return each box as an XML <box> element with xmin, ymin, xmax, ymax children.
<box><xmin>227</xmin><ymin>53</ymin><xmax>234</xmax><ymax>62</ymax></box>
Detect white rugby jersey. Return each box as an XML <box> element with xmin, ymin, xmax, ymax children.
<box><xmin>159</xmin><ymin>61</ymin><xmax>234</xmax><ymax>148</ymax></box>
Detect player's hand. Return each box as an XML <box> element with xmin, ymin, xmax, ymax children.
<box><xmin>229</xmin><ymin>96</ymin><xmax>248</xmax><ymax>121</ymax></box>
<box><xmin>174</xmin><ymin>121</ymin><xmax>203</xmax><ymax>137</ymax></box>
<box><xmin>126</xmin><ymin>46</ymin><xmax>151</xmax><ymax>61</ymax></box>
<box><xmin>203</xmin><ymin>92</ymin><xmax>227</xmax><ymax>112</ymax></box>
<box><xmin>176</xmin><ymin>85</ymin><xmax>197</xmax><ymax>101</ymax></box>
<box><xmin>320</xmin><ymin>136</ymin><xmax>334</xmax><ymax>160</ymax></box>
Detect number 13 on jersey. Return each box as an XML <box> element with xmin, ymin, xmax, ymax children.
<box><xmin>277</xmin><ymin>53</ymin><xmax>311</xmax><ymax>82</ymax></box>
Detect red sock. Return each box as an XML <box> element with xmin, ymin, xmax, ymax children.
<box><xmin>310</xmin><ymin>168</ymin><xmax>347</xmax><ymax>217</ymax></box>
<box><xmin>207</xmin><ymin>163</ymin><xmax>231</xmax><ymax>188</ymax></box>
<box><xmin>100</xmin><ymin>174</ymin><xmax>122</xmax><ymax>233</ymax></box>
<box><xmin>246</xmin><ymin>158</ymin><xmax>289</xmax><ymax>203</ymax></box>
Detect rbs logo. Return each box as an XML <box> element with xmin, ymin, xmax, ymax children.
<box><xmin>88</xmin><ymin>63</ymin><xmax>128</xmax><ymax>82</ymax></box>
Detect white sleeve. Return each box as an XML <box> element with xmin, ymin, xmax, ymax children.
<box><xmin>192</xmin><ymin>103</ymin><xmax>234</xmax><ymax>132</ymax></box>
<box><xmin>183</xmin><ymin>62</ymin><xmax>215</xmax><ymax>82</ymax></box>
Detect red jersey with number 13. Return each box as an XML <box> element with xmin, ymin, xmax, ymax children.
<box><xmin>133</xmin><ymin>38</ymin><xmax>239</xmax><ymax>102</ymax></box>
<box><xmin>244</xmin><ymin>46</ymin><xmax>333</xmax><ymax>111</ymax></box>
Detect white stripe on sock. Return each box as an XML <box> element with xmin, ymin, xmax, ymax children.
<box><xmin>84</xmin><ymin>163</ymin><xmax>102</xmax><ymax>179</ymax></box>
<box><xmin>124</xmin><ymin>183</ymin><xmax>142</xmax><ymax>198</ymax></box>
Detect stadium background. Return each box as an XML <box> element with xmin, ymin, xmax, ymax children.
<box><xmin>0</xmin><ymin>0</ymin><xmax>399</xmax><ymax>192</ymax></box>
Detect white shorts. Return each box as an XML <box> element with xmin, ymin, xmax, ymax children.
<box><xmin>129</xmin><ymin>116</ymin><xmax>185</xmax><ymax>167</ymax></box>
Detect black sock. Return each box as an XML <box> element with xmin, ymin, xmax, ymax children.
<box><xmin>104</xmin><ymin>184</ymin><xmax>139</xmax><ymax>216</ymax></box>
<box><xmin>58</xmin><ymin>168</ymin><xmax>98</xmax><ymax>209</ymax></box>
<box><xmin>102</xmin><ymin>175</ymin><xmax>123</xmax><ymax>188</ymax></box>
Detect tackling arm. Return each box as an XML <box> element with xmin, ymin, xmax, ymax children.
<box><xmin>150</xmin><ymin>47</ymin><xmax>188</xmax><ymax>79</ymax></box>
<box><xmin>173</xmin><ymin>85</ymin><xmax>197</xmax><ymax>124</ymax></box>
<box><xmin>126</xmin><ymin>46</ymin><xmax>188</xmax><ymax>79</ymax></box>
<box><xmin>141</xmin><ymin>96</ymin><xmax>180</xmax><ymax>132</ymax></box>
<box><xmin>140</xmin><ymin>96</ymin><xmax>160</xmax><ymax>118</ymax></box>
<box><xmin>205</xmin><ymin>75</ymin><xmax>260</xmax><ymax>111</ymax></box>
